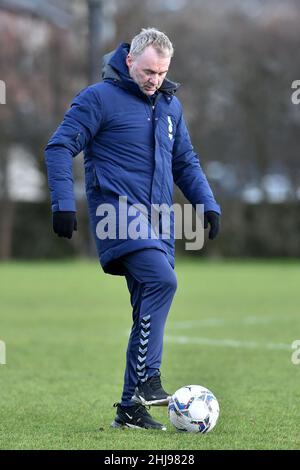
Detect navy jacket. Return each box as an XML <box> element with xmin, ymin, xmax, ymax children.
<box><xmin>45</xmin><ymin>43</ymin><xmax>221</xmax><ymax>274</ymax></box>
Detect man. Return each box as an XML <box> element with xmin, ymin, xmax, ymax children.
<box><xmin>45</xmin><ymin>28</ymin><xmax>221</xmax><ymax>431</ymax></box>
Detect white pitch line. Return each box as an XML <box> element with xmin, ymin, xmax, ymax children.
<box><xmin>169</xmin><ymin>319</ymin><xmax>226</xmax><ymax>329</ymax></box>
<box><xmin>164</xmin><ymin>335</ymin><xmax>291</xmax><ymax>351</ymax></box>
<box><xmin>168</xmin><ymin>315</ymin><xmax>282</xmax><ymax>330</ymax></box>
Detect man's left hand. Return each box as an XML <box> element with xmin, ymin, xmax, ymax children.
<box><xmin>204</xmin><ymin>211</ymin><xmax>220</xmax><ymax>240</ymax></box>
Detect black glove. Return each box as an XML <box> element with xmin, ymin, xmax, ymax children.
<box><xmin>204</xmin><ymin>211</ymin><xmax>220</xmax><ymax>240</ymax></box>
<box><xmin>53</xmin><ymin>211</ymin><xmax>77</xmax><ymax>239</ymax></box>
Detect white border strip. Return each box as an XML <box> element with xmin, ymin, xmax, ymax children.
<box><xmin>165</xmin><ymin>335</ymin><xmax>291</xmax><ymax>351</ymax></box>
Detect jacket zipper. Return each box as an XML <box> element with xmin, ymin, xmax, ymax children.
<box><xmin>92</xmin><ymin>167</ymin><xmax>100</xmax><ymax>190</ymax></box>
<box><xmin>150</xmin><ymin>102</ymin><xmax>165</xmax><ymax>205</ymax></box>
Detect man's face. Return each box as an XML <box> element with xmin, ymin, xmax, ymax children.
<box><xmin>126</xmin><ymin>46</ymin><xmax>171</xmax><ymax>96</ymax></box>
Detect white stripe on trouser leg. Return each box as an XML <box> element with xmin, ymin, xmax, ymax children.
<box><xmin>136</xmin><ymin>315</ymin><xmax>150</xmax><ymax>383</ymax></box>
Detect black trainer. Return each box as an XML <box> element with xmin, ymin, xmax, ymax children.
<box><xmin>111</xmin><ymin>403</ymin><xmax>166</xmax><ymax>430</ymax></box>
<box><xmin>132</xmin><ymin>372</ymin><xmax>171</xmax><ymax>406</ymax></box>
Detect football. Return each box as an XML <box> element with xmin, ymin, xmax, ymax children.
<box><xmin>168</xmin><ymin>385</ymin><xmax>220</xmax><ymax>433</ymax></box>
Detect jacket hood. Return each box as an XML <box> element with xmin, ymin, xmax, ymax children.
<box><xmin>102</xmin><ymin>42</ymin><xmax>180</xmax><ymax>96</ymax></box>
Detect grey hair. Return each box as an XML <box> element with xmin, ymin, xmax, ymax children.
<box><xmin>129</xmin><ymin>28</ymin><xmax>174</xmax><ymax>58</ymax></box>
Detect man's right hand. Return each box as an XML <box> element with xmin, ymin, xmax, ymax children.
<box><xmin>53</xmin><ymin>211</ymin><xmax>77</xmax><ymax>239</ymax></box>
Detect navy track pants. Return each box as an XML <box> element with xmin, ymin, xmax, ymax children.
<box><xmin>119</xmin><ymin>248</ymin><xmax>177</xmax><ymax>406</ymax></box>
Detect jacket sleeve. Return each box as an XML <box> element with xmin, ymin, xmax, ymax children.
<box><xmin>172</xmin><ymin>112</ymin><xmax>221</xmax><ymax>214</ymax></box>
<box><xmin>45</xmin><ymin>86</ymin><xmax>103</xmax><ymax>212</ymax></box>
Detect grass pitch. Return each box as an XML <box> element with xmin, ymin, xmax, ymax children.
<box><xmin>0</xmin><ymin>258</ymin><xmax>300</xmax><ymax>450</ymax></box>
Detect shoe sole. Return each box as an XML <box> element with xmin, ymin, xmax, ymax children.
<box><xmin>132</xmin><ymin>394</ymin><xmax>171</xmax><ymax>406</ymax></box>
<box><xmin>111</xmin><ymin>420</ymin><xmax>166</xmax><ymax>431</ymax></box>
